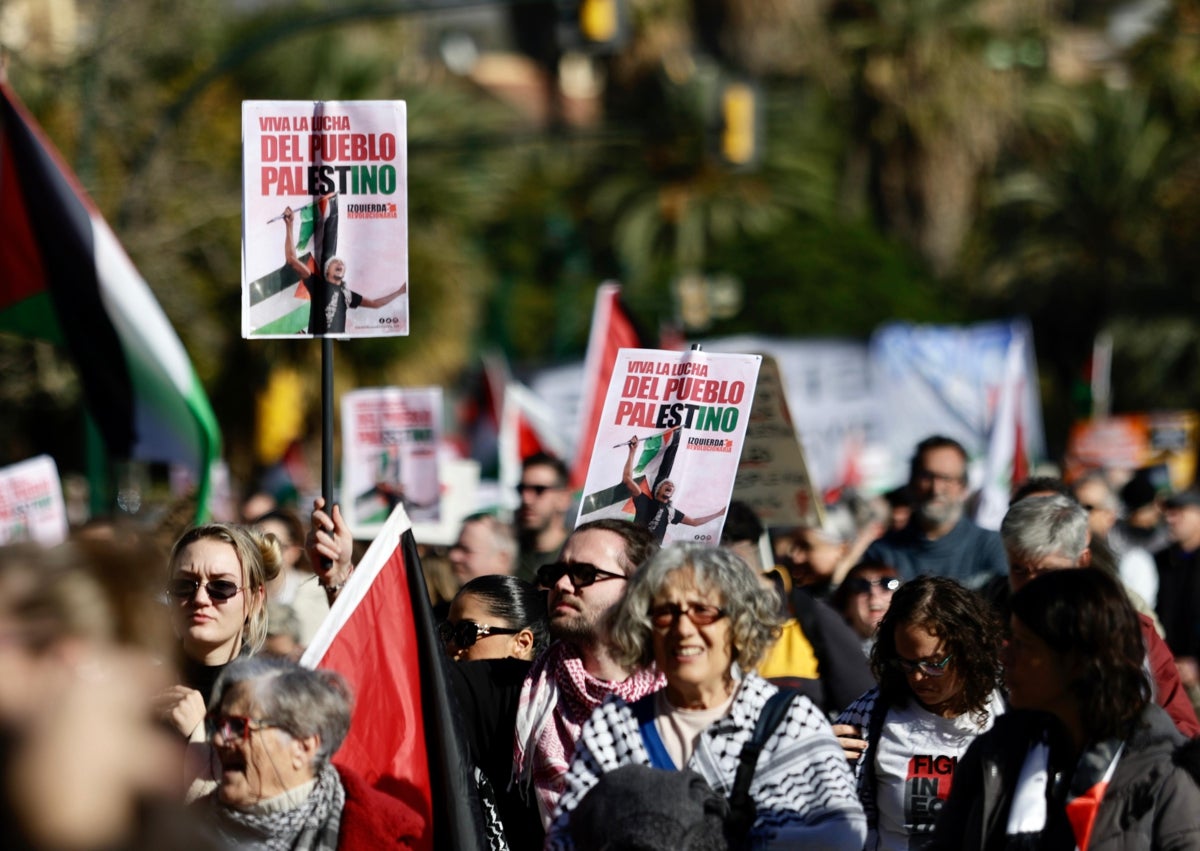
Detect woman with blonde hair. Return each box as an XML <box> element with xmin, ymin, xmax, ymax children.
<box><xmin>156</xmin><ymin>523</ymin><xmax>282</xmax><ymax>799</ymax></box>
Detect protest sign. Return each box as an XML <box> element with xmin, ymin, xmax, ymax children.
<box><xmin>575</xmin><ymin>348</ymin><xmax>761</xmax><ymax>545</ymax></box>
<box><xmin>342</xmin><ymin>387</ymin><xmax>441</xmax><ymax>536</ymax></box>
<box><xmin>0</xmin><ymin>455</ymin><xmax>68</xmax><ymax>546</ymax></box>
<box><xmin>732</xmin><ymin>355</ymin><xmax>822</xmax><ymax>530</ymax></box>
<box><xmin>241</xmin><ymin>100</ymin><xmax>409</xmax><ymax>338</ymax></box>
<box><xmin>1065</xmin><ymin>412</ymin><xmax>1199</xmax><ymax>490</ymax></box>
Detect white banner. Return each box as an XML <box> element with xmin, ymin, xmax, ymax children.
<box><xmin>242</xmin><ymin>100</ymin><xmax>409</xmax><ymax>338</ymax></box>
<box><xmin>574</xmin><ymin>348</ymin><xmax>760</xmax><ymax>545</ymax></box>
<box><xmin>341</xmin><ymin>387</ymin><xmax>441</xmax><ymax>537</ymax></box>
<box><xmin>0</xmin><ymin>455</ymin><xmax>68</xmax><ymax>546</ymax></box>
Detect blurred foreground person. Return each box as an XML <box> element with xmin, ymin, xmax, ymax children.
<box><xmin>932</xmin><ymin>568</ymin><xmax>1200</xmax><ymax>851</ymax></box>
<box><xmin>546</xmin><ymin>544</ymin><xmax>866</xmax><ymax>850</ymax></box>
<box><xmin>0</xmin><ymin>539</ymin><xmax>212</xmax><ymax>850</ymax></box>
<box><xmin>834</xmin><ymin>576</ymin><xmax>1005</xmax><ymax>850</ymax></box>
<box><xmin>199</xmin><ymin>657</ymin><xmax>423</xmax><ymax>848</ymax></box>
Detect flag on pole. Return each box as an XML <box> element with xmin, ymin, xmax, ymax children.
<box><xmin>975</xmin><ymin>333</ymin><xmax>1029</xmax><ymax>531</ymax></box>
<box><xmin>579</xmin><ymin>427</ymin><xmax>679</xmax><ymax>516</ymax></box>
<box><xmin>569</xmin><ymin>282</ymin><xmax>646</xmax><ymax>490</ymax></box>
<box><xmin>300</xmin><ymin>504</ymin><xmax>486</xmax><ymax>851</ymax></box>
<box><xmin>498</xmin><ymin>380</ymin><xmax>570</xmax><ymax>501</ymax></box>
<box><xmin>0</xmin><ymin>83</ymin><xmax>220</xmax><ymax>519</ymax></box>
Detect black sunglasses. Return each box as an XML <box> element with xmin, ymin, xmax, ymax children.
<box><xmin>516</xmin><ymin>483</ymin><xmax>558</xmax><ymax>497</ymax></box>
<box><xmin>536</xmin><ymin>561</ymin><xmax>627</xmax><ymax>590</ymax></box>
<box><xmin>437</xmin><ymin>619</ymin><xmax>519</xmax><ymax>649</ymax></box>
<box><xmin>167</xmin><ymin>578</ymin><xmax>244</xmax><ymax>602</ymax></box>
<box><xmin>844</xmin><ymin>576</ymin><xmax>901</xmax><ymax>595</ymax></box>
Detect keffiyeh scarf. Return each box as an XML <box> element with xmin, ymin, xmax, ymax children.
<box><xmin>513</xmin><ymin>641</ymin><xmax>663</xmax><ymax>824</ymax></box>
<box><xmin>209</xmin><ymin>763</ymin><xmax>346</xmax><ymax>851</ymax></box>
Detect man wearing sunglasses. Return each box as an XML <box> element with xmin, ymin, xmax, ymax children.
<box><xmin>512</xmin><ymin>518</ymin><xmax>663</xmax><ymax>828</ymax></box>
<box><xmin>514</xmin><ymin>453</ymin><xmax>572</xmax><ymax>583</ymax></box>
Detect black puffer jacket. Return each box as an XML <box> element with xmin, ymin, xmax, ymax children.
<box><xmin>930</xmin><ymin>704</ymin><xmax>1200</xmax><ymax>851</ymax></box>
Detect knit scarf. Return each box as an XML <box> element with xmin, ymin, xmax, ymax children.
<box><xmin>209</xmin><ymin>763</ymin><xmax>346</xmax><ymax>851</ymax></box>
<box><xmin>513</xmin><ymin>641</ymin><xmax>663</xmax><ymax>824</ymax></box>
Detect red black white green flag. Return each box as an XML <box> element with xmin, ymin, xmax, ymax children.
<box><xmin>0</xmin><ymin>83</ymin><xmax>220</xmax><ymax>515</ymax></box>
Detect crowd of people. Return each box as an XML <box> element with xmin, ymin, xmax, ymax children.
<box><xmin>4</xmin><ymin>439</ymin><xmax>1200</xmax><ymax>849</ymax></box>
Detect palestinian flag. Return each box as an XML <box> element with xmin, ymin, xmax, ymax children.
<box><xmin>301</xmin><ymin>504</ymin><xmax>487</xmax><ymax>851</ymax></box>
<box><xmin>579</xmin><ymin>427</ymin><xmax>679</xmax><ymax>516</ymax></box>
<box><xmin>569</xmin><ymin>282</ymin><xmax>648</xmax><ymax>490</ymax></box>
<box><xmin>0</xmin><ymin>83</ymin><xmax>220</xmax><ymax>517</ymax></box>
<box><xmin>245</xmin><ymin>193</ymin><xmax>338</xmax><ymax>336</ymax></box>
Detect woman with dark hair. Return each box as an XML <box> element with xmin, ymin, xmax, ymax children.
<box><xmin>440</xmin><ymin>574</ymin><xmax>548</xmax><ymax>662</ymax></box>
<box><xmin>932</xmin><ymin>568</ymin><xmax>1200</xmax><ymax>851</ymax></box>
<box><xmin>444</xmin><ymin>575</ymin><xmax>548</xmax><ymax>850</ymax></box>
<box><xmin>834</xmin><ymin>575</ymin><xmax>1005</xmax><ymax>850</ymax></box>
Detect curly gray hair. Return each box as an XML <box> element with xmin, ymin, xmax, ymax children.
<box><xmin>610</xmin><ymin>543</ymin><xmax>782</xmax><ymax>672</ymax></box>
<box><xmin>210</xmin><ymin>657</ymin><xmax>353</xmax><ymax>772</ymax></box>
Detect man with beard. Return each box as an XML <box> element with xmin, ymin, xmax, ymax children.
<box><xmin>864</xmin><ymin>435</ymin><xmax>1006</xmax><ymax>588</ymax></box>
<box><xmin>513</xmin><ymin>453</ymin><xmax>572</xmax><ymax>583</ymax></box>
<box><xmin>512</xmin><ymin>519</ymin><xmax>664</xmax><ymax>827</ymax></box>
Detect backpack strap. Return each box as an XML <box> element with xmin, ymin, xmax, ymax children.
<box><xmin>861</xmin><ymin>691</ymin><xmax>889</xmax><ymax>832</ymax></box>
<box><xmin>725</xmin><ymin>689</ymin><xmax>797</xmax><ymax>845</ymax></box>
<box><xmin>631</xmin><ymin>692</ymin><xmax>677</xmax><ymax>770</ymax></box>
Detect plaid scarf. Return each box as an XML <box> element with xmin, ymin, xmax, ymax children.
<box><xmin>208</xmin><ymin>763</ymin><xmax>346</xmax><ymax>851</ymax></box>
<box><xmin>513</xmin><ymin>641</ymin><xmax>663</xmax><ymax>825</ymax></box>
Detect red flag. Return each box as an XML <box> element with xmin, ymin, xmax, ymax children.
<box><xmin>570</xmin><ymin>282</ymin><xmax>646</xmax><ymax>490</ymax></box>
<box><xmin>300</xmin><ymin>506</ymin><xmax>486</xmax><ymax>851</ymax></box>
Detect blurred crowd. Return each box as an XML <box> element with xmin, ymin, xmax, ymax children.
<box><xmin>4</xmin><ymin>438</ymin><xmax>1200</xmax><ymax>849</ymax></box>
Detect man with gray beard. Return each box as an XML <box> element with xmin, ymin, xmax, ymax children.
<box><xmin>864</xmin><ymin>435</ymin><xmax>1007</xmax><ymax>588</ymax></box>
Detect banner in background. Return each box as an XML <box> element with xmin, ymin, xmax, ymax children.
<box><xmin>575</xmin><ymin>348</ymin><xmax>760</xmax><ymax>545</ymax></box>
<box><xmin>1065</xmin><ymin>412</ymin><xmax>1198</xmax><ymax>490</ymax></box>
<box><xmin>342</xmin><ymin>387</ymin><xmax>441</xmax><ymax>536</ymax></box>
<box><xmin>242</xmin><ymin>100</ymin><xmax>409</xmax><ymax>338</ymax></box>
<box><xmin>732</xmin><ymin>355</ymin><xmax>822</xmax><ymax>531</ymax></box>
<box><xmin>0</xmin><ymin>455</ymin><xmax>68</xmax><ymax>546</ymax></box>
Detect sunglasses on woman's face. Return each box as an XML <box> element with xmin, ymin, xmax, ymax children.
<box><xmin>437</xmin><ymin>619</ymin><xmax>519</xmax><ymax>649</ymax></box>
<box><xmin>844</xmin><ymin>576</ymin><xmax>901</xmax><ymax>595</ymax></box>
<box><xmin>895</xmin><ymin>654</ymin><xmax>954</xmax><ymax>677</ymax></box>
<box><xmin>167</xmin><ymin>578</ymin><xmax>244</xmax><ymax>602</ymax></box>
<box><xmin>536</xmin><ymin>561</ymin><xmax>627</xmax><ymax>590</ymax></box>
<box><xmin>647</xmin><ymin>602</ymin><xmax>726</xmax><ymax>628</ymax></box>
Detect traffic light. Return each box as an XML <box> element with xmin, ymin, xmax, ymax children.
<box><xmin>556</xmin><ymin>0</ymin><xmax>626</xmax><ymax>53</ymax></box>
<box><xmin>716</xmin><ymin>80</ymin><xmax>760</xmax><ymax>168</ymax></box>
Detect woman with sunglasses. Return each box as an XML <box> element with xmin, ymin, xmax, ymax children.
<box><xmin>157</xmin><ymin>523</ymin><xmax>281</xmax><ymax>800</ymax></box>
<box><xmin>833</xmin><ymin>561</ymin><xmax>903</xmax><ymax>656</ymax></box>
<box><xmin>833</xmin><ymin>575</ymin><xmax>1004</xmax><ymax>850</ymax></box>
<box><xmin>441</xmin><ymin>574</ymin><xmax>548</xmax><ymax>663</ymax></box>
<box><xmin>546</xmin><ymin>543</ymin><xmax>866</xmax><ymax>850</ymax></box>
<box><xmin>932</xmin><ymin>568</ymin><xmax>1200</xmax><ymax>851</ymax></box>
<box><xmin>199</xmin><ymin>656</ymin><xmax>422</xmax><ymax>848</ymax></box>
<box><xmin>445</xmin><ymin>575</ymin><xmax>548</xmax><ymax>850</ymax></box>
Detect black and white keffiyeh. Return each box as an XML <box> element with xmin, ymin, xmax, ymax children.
<box><xmin>208</xmin><ymin>763</ymin><xmax>346</xmax><ymax>851</ymax></box>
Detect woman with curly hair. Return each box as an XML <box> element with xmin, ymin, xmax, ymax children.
<box><xmin>834</xmin><ymin>575</ymin><xmax>1005</xmax><ymax>850</ymax></box>
<box><xmin>546</xmin><ymin>543</ymin><xmax>866</xmax><ymax>850</ymax></box>
<box><xmin>932</xmin><ymin>568</ymin><xmax>1200</xmax><ymax>851</ymax></box>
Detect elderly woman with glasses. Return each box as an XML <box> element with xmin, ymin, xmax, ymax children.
<box><xmin>545</xmin><ymin>543</ymin><xmax>867</xmax><ymax>850</ymax></box>
<box><xmin>833</xmin><ymin>575</ymin><xmax>1005</xmax><ymax>850</ymax></box>
<box><xmin>199</xmin><ymin>656</ymin><xmax>422</xmax><ymax>848</ymax></box>
<box><xmin>156</xmin><ymin>524</ymin><xmax>282</xmax><ymax>800</ymax></box>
